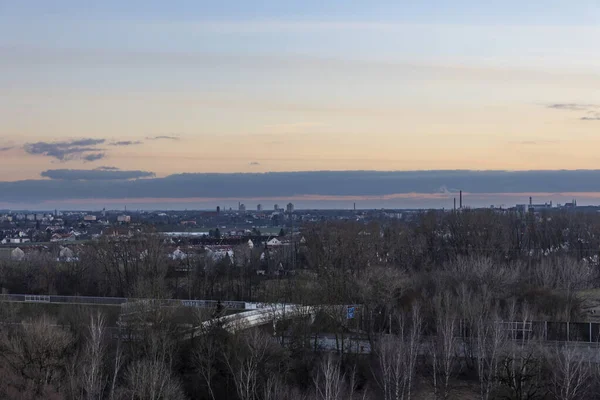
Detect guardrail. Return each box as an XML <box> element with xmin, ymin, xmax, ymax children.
<box><xmin>0</xmin><ymin>294</ymin><xmax>248</xmax><ymax>309</ymax></box>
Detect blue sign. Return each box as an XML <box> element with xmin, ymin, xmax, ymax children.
<box><xmin>347</xmin><ymin>306</ymin><xmax>355</xmax><ymax>319</ymax></box>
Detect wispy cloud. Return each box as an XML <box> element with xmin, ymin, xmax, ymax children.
<box><xmin>0</xmin><ymin>146</ymin><xmax>13</xmax><ymax>152</ymax></box>
<box><xmin>82</xmin><ymin>153</ymin><xmax>105</xmax><ymax>162</ymax></box>
<box><xmin>95</xmin><ymin>166</ymin><xmax>120</xmax><ymax>171</ymax></box>
<box><xmin>110</xmin><ymin>140</ymin><xmax>143</xmax><ymax>146</ymax></box>
<box><xmin>24</xmin><ymin>138</ymin><xmax>106</xmax><ymax>161</ymax></box>
<box><xmin>547</xmin><ymin>103</ymin><xmax>598</xmax><ymax>111</ymax></box>
<box><xmin>547</xmin><ymin>103</ymin><xmax>600</xmax><ymax>122</ymax></box>
<box><xmin>581</xmin><ymin>111</ymin><xmax>600</xmax><ymax>121</ymax></box>
<box><xmin>147</xmin><ymin>135</ymin><xmax>180</xmax><ymax>141</ymax></box>
<box><xmin>249</xmin><ymin>161</ymin><xmax>260</xmax><ymax>166</ymax></box>
<box><xmin>41</xmin><ymin>168</ymin><xmax>155</xmax><ymax>181</ymax></box>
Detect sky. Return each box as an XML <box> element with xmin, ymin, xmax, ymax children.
<box><xmin>1</xmin><ymin>1</ymin><xmax>600</xmax><ymax>208</ymax></box>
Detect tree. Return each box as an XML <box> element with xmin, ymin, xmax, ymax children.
<box><xmin>80</xmin><ymin>312</ymin><xmax>107</xmax><ymax>400</ymax></box>
<box><xmin>123</xmin><ymin>358</ymin><xmax>186</xmax><ymax>400</ymax></box>
<box><xmin>430</xmin><ymin>292</ymin><xmax>457</xmax><ymax>400</ymax></box>
<box><xmin>0</xmin><ymin>315</ymin><xmax>74</xmax><ymax>397</ymax></box>
<box><xmin>224</xmin><ymin>329</ymin><xmax>285</xmax><ymax>400</ymax></box>
<box><xmin>374</xmin><ymin>304</ymin><xmax>423</xmax><ymax>400</ymax></box>
<box><xmin>313</xmin><ymin>354</ymin><xmax>345</xmax><ymax>400</ymax></box>
<box><xmin>549</xmin><ymin>345</ymin><xmax>592</xmax><ymax>400</ymax></box>
<box><xmin>475</xmin><ymin>307</ymin><xmax>507</xmax><ymax>400</ymax></box>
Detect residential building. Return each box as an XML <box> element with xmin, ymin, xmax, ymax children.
<box><xmin>117</xmin><ymin>215</ymin><xmax>131</xmax><ymax>223</ymax></box>
<box><xmin>11</xmin><ymin>247</ymin><xmax>25</xmax><ymax>261</ymax></box>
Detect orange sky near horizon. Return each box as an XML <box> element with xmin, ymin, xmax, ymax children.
<box><xmin>2</xmin><ymin>6</ymin><xmax>600</xmax><ymax>181</ymax></box>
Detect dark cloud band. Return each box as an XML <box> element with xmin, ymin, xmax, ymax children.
<box><xmin>41</xmin><ymin>168</ymin><xmax>155</xmax><ymax>181</ymax></box>
<box><xmin>3</xmin><ymin>170</ymin><xmax>600</xmax><ymax>202</ymax></box>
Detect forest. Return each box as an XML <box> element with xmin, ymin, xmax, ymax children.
<box><xmin>1</xmin><ymin>209</ymin><xmax>600</xmax><ymax>399</ymax></box>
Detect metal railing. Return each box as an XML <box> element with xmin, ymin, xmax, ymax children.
<box><xmin>0</xmin><ymin>293</ymin><xmax>247</xmax><ymax>309</ymax></box>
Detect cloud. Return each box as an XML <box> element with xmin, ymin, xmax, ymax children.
<box><xmin>249</xmin><ymin>161</ymin><xmax>260</xmax><ymax>166</ymax></box>
<box><xmin>110</xmin><ymin>140</ymin><xmax>143</xmax><ymax>146</ymax></box>
<box><xmin>147</xmin><ymin>135</ymin><xmax>180</xmax><ymax>141</ymax></box>
<box><xmin>82</xmin><ymin>153</ymin><xmax>105</xmax><ymax>162</ymax></box>
<box><xmin>23</xmin><ymin>138</ymin><xmax>105</xmax><ymax>161</ymax></box>
<box><xmin>0</xmin><ymin>146</ymin><xmax>13</xmax><ymax>152</ymax></box>
<box><xmin>40</xmin><ymin>169</ymin><xmax>155</xmax><ymax>181</ymax></box>
<box><xmin>7</xmin><ymin>170</ymin><xmax>600</xmax><ymax>203</ymax></box>
<box><xmin>547</xmin><ymin>103</ymin><xmax>598</xmax><ymax>111</ymax></box>
<box><xmin>95</xmin><ymin>166</ymin><xmax>120</xmax><ymax>171</ymax></box>
<box><xmin>581</xmin><ymin>112</ymin><xmax>600</xmax><ymax>121</ymax></box>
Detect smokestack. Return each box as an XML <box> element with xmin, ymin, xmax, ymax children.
<box><xmin>459</xmin><ymin>191</ymin><xmax>462</xmax><ymax>209</ymax></box>
<box><xmin>454</xmin><ymin>198</ymin><xmax>456</xmax><ymax>211</ymax></box>
<box><xmin>353</xmin><ymin>202</ymin><xmax>356</xmax><ymax>211</ymax></box>
<box><xmin>529</xmin><ymin>197</ymin><xmax>532</xmax><ymax>206</ymax></box>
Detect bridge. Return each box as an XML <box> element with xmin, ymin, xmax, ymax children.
<box><xmin>184</xmin><ymin>303</ymin><xmax>318</xmax><ymax>339</ymax></box>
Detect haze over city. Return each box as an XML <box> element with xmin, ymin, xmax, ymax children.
<box><xmin>1</xmin><ymin>1</ymin><xmax>600</xmax><ymax>208</ymax></box>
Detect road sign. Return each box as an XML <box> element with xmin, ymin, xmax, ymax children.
<box><xmin>347</xmin><ymin>306</ymin><xmax>355</xmax><ymax>319</ymax></box>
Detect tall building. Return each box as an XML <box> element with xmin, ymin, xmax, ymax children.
<box><xmin>257</xmin><ymin>204</ymin><xmax>262</xmax><ymax>212</ymax></box>
<box><xmin>286</xmin><ymin>203</ymin><xmax>294</xmax><ymax>213</ymax></box>
<box><xmin>239</xmin><ymin>203</ymin><xmax>246</xmax><ymax>213</ymax></box>
<box><xmin>274</xmin><ymin>204</ymin><xmax>279</xmax><ymax>211</ymax></box>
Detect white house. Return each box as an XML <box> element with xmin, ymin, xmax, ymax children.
<box><xmin>267</xmin><ymin>238</ymin><xmax>282</xmax><ymax>247</ymax></box>
<box><xmin>11</xmin><ymin>247</ymin><xmax>25</xmax><ymax>261</ymax></box>
<box><xmin>170</xmin><ymin>248</ymin><xmax>188</xmax><ymax>260</ymax></box>
<box><xmin>59</xmin><ymin>246</ymin><xmax>74</xmax><ymax>259</ymax></box>
<box><xmin>205</xmin><ymin>246</ymin><xmax>234</xmax><ymax>264</ymax></box>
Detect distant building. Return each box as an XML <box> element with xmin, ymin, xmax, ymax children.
<box><xmin>117</xmin><ymin>215</ymin><xmax>131</xmax><ymax>223</ymax></box>
<box><xmin>84</xmin><ymin>215</ymin><xmax>97</xmax><ymax>222</ymax></box>
<box><xmin>239</xmin><ymin>203</ymin><xmax>246</xmax><ymax>213</ymax></box>
<box><xmin>274</xmin><ymin>204</ymin><xmax>279</xmax><ymax>211</ymax></box>
<box><xmin>26</xmin><ymin>214</ymin><xmax>35</xmax><ymax>221</ymax></box>
<box><xmin>286</xmin><ymin>203</ymin><xmax>294</xmax><ymax>213</ymax></box>
<box><xmin>257</xmin><ymin>204</ymin><xmax>263</xmax><ymax>212</ymax></box>
<box><xmin>1</xmin><ymin>237</ymin><xmax>30</xmax><ymax>245</ymax></box>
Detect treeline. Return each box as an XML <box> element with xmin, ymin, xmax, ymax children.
<box><xmin>0</xmin><ymin>209</ymin><xmax>600</xmax><ymax>398</ymax></box>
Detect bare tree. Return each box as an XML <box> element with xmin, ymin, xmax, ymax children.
<box><xmin>497</xmin><ymin>302</ymin><xmax>546</xmax><ymax>400</ymax></box>
<box><xmin>430</xmin><ymin>292</ymin><xmax>457</xmax><ymax>400</ymax></box>
<box><xmin>549</xmin><ymin>345</ymin><xmax>592</xmax><ymax>400</ymax></box>
<box><xmin>123</xmin><ymin>358</ymin><xmax>186</xmax><ymax>400</ymax></box>
<box><xmin>194</xmin><ymin>334</ymin><xmax>220</xmax><ymax>400</ymax></box>
<box><xmin>313</xmin><ymin>354</ymin><xmax>345</xmax><ymax>400</ymax></box>
<box><xmin>108</xmin><ymin>337</ymin><xmax>124</xmax><ymax>400</ymax></box>
<box><xmin>224</xmin><ymin>329</ymin><xmax>281</xmax><ymax>400</ymax></box>
<box><xmin>374</xmin><ymin>304</ymin><xmax>423</xmax><ymax>400</ymax></box>
<box><xmin>0</xmin><ymin>315</ymin><xmax>74</xmax><ymax>396</ymax></box>
<box><xmin>475</xmin><ymin>306</ymin><xmax>507</xmax><ymax>400</ymax></box>
<box><xmin>80</xmin><ymin>312</ymin><xmax>107</xmax><ymax>400</ymax></box>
